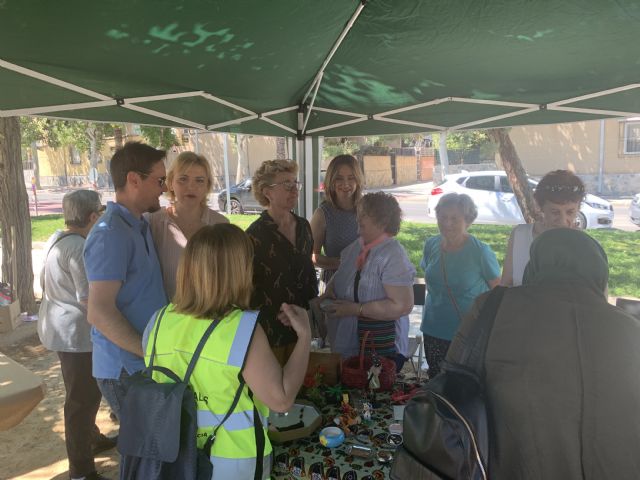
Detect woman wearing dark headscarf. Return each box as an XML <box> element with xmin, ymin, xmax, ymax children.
<box><xmin>446</xmin><ymin>228</ymin><xmax>640</xmax><ymax>479</ymax></box>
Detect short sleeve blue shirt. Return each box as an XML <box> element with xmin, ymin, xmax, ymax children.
<box><xmin>84</xmin><ymin>201</ymin><xmax>168</xmax><ymax>378</ymax></box>
<box><xmin>420</xmin><ymin>235</ymin><xmax>500</xmax><ymax>341</ymax></box>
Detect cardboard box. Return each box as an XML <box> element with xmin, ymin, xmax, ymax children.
<box><xmin>0</xmin><ymin>300</ymin><xmax>21</xmax><ymax>333</ymax></box>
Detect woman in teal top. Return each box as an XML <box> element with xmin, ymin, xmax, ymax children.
<box><xmin>421</xmin><ymin>193</ymin><xmax>501</xmax><ymax>378</ymax></box>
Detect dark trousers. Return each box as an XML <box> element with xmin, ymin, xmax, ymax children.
<box><xmin>58</xmin><ymin>351</ymin><xmax>102</xmax><ymax>478</ymax></box>
<box><xmin>424</xmin><ymin>334</ymin><xmax>452</xmax><ymax>379</ymax></box>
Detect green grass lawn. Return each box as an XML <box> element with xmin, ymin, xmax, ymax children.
<box><xmin>31</xmin><ymin>214</ymin><xmax>639</xmax><ymax>297</ymax></box>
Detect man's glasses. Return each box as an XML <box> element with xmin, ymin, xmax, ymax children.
<box><xmin>135</xmin><ymin>171</ymin><xmax>167</xmax><ymax>188</ymax></box>
<box><xmin>268</xmin><ymin>180</ymin><xmax>303</xmax><ymax>192</ymax></box>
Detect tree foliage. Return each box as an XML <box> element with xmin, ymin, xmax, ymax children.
<box><xmin>322</xmin><ymin>137</ymin><xmax>360</xmax><ymax>160</ymax></box>
<box><xmin>140</xmin><ymin>126</ymin><xmax>179</xmax><ymax>150</ymax></box>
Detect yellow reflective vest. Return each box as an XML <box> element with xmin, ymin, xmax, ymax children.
<box><xmin>144</xmin><ymin>305</ymin><xmax>272</xmax><ymax>479</ymax></box>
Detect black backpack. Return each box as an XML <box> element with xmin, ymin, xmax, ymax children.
<box><xmin>390</xmin><ymin>287</ymin><xmax>506</xmax><ymax>480</ymax></box>
<box><xmin>118</xmin><ymin>306</ymin><xmax>245</xmax><ymax>480</ymax></box>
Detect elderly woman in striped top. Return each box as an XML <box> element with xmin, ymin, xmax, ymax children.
<box><xmin>321</xmin><ymin>192</ymin><xmax>415</xmax><ymax>372</ymax></box>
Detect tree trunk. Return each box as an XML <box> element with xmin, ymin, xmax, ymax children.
<box><xmin>114</xmin><ymin>127</ymin><xmax>124</xmax><ymax>149</ymax></box>
<box><xmin>31</xmin><ymin>142</ymin><xmax>41</xmax><ymax>189</ymax></box>
<box><xmin>87</xmin><ymin>126</ymin><xmax>99</xmax><ymax>188</ymax></box>
<box><xmin>276</xmin><ymin>137</ymin><xmax>286</xmax><ymax>159</ymax></box>
<box><xmin>0</xmin><ymin>117</ymin><xmax>37</xmax><ymax>313</ymax></box>
<box><xmin>487</xmin><ymin>128</ymin><xmax>540</xmax><ymax>223</ymax></box>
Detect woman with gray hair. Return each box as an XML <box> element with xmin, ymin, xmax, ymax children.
<box><xmin>420</xmin><ymin>192</ymin><xmax>500</xmax><ymax>378</ymax></box>
<box><xmin>322</xmin><ymin>192</ymin><xmax>415</xmax><ymax>372</ymax></box>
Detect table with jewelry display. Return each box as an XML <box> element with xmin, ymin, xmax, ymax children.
<box><xmin>269</xmin><ymin>380</ymin><xmax>420</xmax><ymax>480</ymax></box>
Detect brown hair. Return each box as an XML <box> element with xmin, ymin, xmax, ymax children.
<box><xmin>166</xmin><ymin>151</ymin><xmax>213</xmax><ymax>206</ymax></box>
<box><xmin>534</xmin><ymin>170</ymin><xmax>586</xmax><ymax>208</ymax></box>
<box><xmin>324</xmin><ymin>154</ymin><xmax>364</xmax><ymax>208</ymax></box>
<box><xmin>357</xmin><ymin>191</ymin><xmax>402</xmax><ymax>236</ymax></box>
<box><xmin>109</xmin><ymin>141</ymin><xmax>166</xmax><ymax>191</ymax></box>
<box><xmin>173</xmin><ymin>224</ymin><xmax>253</xmax><ymax>319</ymax></box>
<box><xmin>252</xmin><ymin>159</ymin><xmax>298</xmax><ymax>207</ymax></box>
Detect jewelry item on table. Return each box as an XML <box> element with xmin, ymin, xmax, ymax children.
<box><xmin>387</xmin><ymin>433</ymin><xmax>403</xmax><ymax>447</ymax></box>
<box><xmin>388</xmin><ymin>422</ymin><xmax>403</xmax><ymax>435</ymax></box>
<box><xmin>309</xmin><ymin>461</ymin><xmax>325</xmax><ymax>480</ymax></box>
<box><xmin>342</xmin><ymin>470</ymin><xmax>358</xmax><ymax>480</ymax></box>
<box><xmin>376</xmin><ymin>449</ymin><xmax>394</xmax><ymax>464</ymax></box>
<box><xmin>275</xmin><ymin>452</ymin><xmax>289</xmax><ymax>473</ymax></box>
<box><xmin>290</xmin><ymin>456</ymin><xmax>305</xmax><ymax>477</ymax></box>
<box><xmin>372</xmin><ymin>432</ymin><xmax>388</xmax><ymax>446</ymax></box>
<box><xmin>326</xmin><ymin>465</ymin><xmax>341</xmax><ymax>480</ymax></box>
<box><xmin>355</xmin><ymin>427</ymin><xmax>373</xmax><ymax>444</ymax></box>
<box><xmin>345</xmin><ymin>443</ymin><xmax>373</xmax><ymax>458</ymax></box>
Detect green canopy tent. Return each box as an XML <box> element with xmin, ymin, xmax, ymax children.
<box><xmin>2</xmin><ymin>0</ymin><xmax>640</xmax><ymax>216</ymax></box>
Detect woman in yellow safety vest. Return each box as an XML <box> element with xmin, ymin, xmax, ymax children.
<box><xmin>143</xmin><ymin>223</ymin><xmax>311</xmax><ymax>479</ymax></box>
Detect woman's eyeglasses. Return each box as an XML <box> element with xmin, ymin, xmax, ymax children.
<box><xmin>135</xmin><ymin>171</ymin><xmax>167</xmax><ymax>188</ymax></box>
<box><xmin>268</xmin><ymin>180</ymin><xmax>303</xmax><ymax>192</ymax></box>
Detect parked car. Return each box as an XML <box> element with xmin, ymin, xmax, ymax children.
<box><xmin>630</xmin><ymin>193</ymin><xmax>640</xmax><ymax>226</ymax></box>
<box><xmin>217</xmin><ymin>178</ymin><xmax>264</xmax><ymax>214</ymax></box>
<box><xmin>427</xmin><ymin>170</ymin><xmax>614</xmax><ymax>229</ymax></box>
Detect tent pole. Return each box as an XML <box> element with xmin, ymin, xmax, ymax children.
<box><xmin>439</xmin><ymin>131</ymin><xmax>450</xmax><ymax>180</ymax></box>
<box><xmin>316</xmin><ymin>136</ymin><xmax>324</xmax><ymax>211</ymax></box>
<box><xmin>305</xmin><ymin>137</ymin><xmax>314</xmax><ymax>218</ymax></box>
<box><xmin>223</xmin><ymin>133</ymin><xmax>232</xmax><ymax>215</ymax></box>
<box><xmin>301</xmin><ymin>1</ymin><xmax>367</xmax><ymax>104</ymax></box>
<box><xmin>296</xmin><ymin>138</ymin><xmax>305</xmax><ymax>215</ymax></box>
<box><xmin>598</xmin><ymin>120</ymin><xmax>605</xmax><ymax>195</ymax></box>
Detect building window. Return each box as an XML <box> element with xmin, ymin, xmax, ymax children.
<box><xmin>624</xmin><ymin>122</ymin><xmax>640</xmax><ymax>154</ymax></box>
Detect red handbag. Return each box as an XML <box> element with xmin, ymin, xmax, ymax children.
<box><xmin>342</xmin><ymin>331</ymin><xmax>396</xmax><ymax>391</ymax></box>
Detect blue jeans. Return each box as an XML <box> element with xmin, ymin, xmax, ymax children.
<box><xmin>96</xmin><ymin>370</ymin><xmax>130</xmax><ymax>420</ymax></box>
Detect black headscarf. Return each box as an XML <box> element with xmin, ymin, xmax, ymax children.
<box><xmin>522</xmin><ymin>228</ymin><xmax>608</xmax><ymax>297</ymax></box>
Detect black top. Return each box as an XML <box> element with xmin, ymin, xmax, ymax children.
<box><xmin>246</xmin><ymin>210</ymin><xmax>318</xmax><ymax>348</ymax></box>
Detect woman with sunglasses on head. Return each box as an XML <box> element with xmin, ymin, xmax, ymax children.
<box><xmin>501</xmin><ymin>170</ymin><xmax>586</xmax><ymax>287</ymax></box>
<box><xmin>246</xmin><ymin>159</ymin><xmax>318</xmax><ymax>365</ymax></box>
<box><xmin>147</xmin><ymin>151</ymin><xmax>228</xmax><ymax>300</ymax></box>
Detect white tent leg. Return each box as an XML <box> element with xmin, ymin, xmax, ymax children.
<box><xmin>223</xmin><ymin>133</ymin><xmax>232</xmax><ymax>215</ymax></box>
<box><xmin>439</xmin><ymin>132</ymin><xmax>450</xmax><ymax>180</ymax></box>
<box><xmin>296</xmin><ymin>139</ymin><xmax>305</xmax><ymax>215</ymax></box>
<box><xmin>598</xmin><ymin>120</ymin><xmax>605</xmax><ymax>195</ymax></box>
<box><xmin>305</xmin><ymin>137</ymin><xmax>314</xmax><ymax>219</ymax></box>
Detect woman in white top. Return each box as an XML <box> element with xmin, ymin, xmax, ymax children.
<box><xmin>148</xmin><ymin>151</ymin><xmax>228</xmax><ymax>299</ymax></box>
<box><xmin>501</xmin><ymin>170</ymin><xmax>586</xmax><ymax>286</ymax></box>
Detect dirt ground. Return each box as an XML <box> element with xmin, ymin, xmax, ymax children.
<box><xmin>0</xmin><ymin>328</ymin><xmax>119</xmax><ymax>480</ymax></box>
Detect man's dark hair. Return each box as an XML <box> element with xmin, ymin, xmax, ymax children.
<box><xmin>109</xmin><ymin>141</ymin><xmax>166</xmax><ymax>190</ymax></box>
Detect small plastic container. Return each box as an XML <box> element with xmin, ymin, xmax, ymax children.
<box><xmin>319</xmin><ymin>426</ymin><xmax>345</xmax><ymax>448</ymax></box>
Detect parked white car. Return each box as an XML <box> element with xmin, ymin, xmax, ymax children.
<box><xmin>630</xmin><ymin>193</ymin><xmax>640</xmax><ymax>226</ymax></box>
<box><xmin>427</xmin><ymin>170</ymin><xmax>614</xmax><ymax>229</ymax></box>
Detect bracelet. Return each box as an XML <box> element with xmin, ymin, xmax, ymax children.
<box><xmin>358</xmin><ymin>303</ymin><xmax>364</xmax><ymax>316</ymax></box>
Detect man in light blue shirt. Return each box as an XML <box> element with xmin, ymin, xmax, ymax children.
<box><xmin>84</xmin><ymin>142</ymin><xmax>168</xmax><ymax>417</ymax></box>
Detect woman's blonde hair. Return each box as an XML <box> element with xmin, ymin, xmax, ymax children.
<box><xmin>174</xmin><ymin>223</ymin><xmax>253</xmax><ymax>319</ymax></box>
<box><xmin>252</xmin><ymin>159</ymin><xmax>298</xmax><ymax>206</ymax></box>
<box><xmin>167</xmin><ymin>151</ymin><xmax>213</xmax><ymax>206</ymax></box>
<box><xmin>324</xmin><ymin>154</ymin><xmax>364</xmax><ymax>208</ymax></box>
